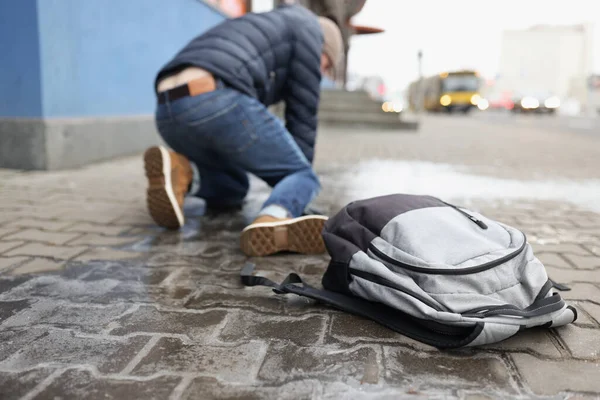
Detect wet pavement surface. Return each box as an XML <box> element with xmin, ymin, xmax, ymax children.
<box><xmin>1</xmin><ymin>115</ymin><xmax>600</xmax><ymax>399</ymax></box>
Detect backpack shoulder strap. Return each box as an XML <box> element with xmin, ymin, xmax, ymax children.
<box><xmin>240</xmin><ymin>263</ymin><xmax>484</xmax><ymax>349</ymax></box>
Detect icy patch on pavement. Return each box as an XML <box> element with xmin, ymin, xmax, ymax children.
<box><xmin>338</xmin><ymin>160</ymin><xmax>600</xmax><ymax>212</ymax></box>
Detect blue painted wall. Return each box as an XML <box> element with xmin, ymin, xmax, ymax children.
<box><xmin>37</xmin><ymin>0</ymin><xmax>225</xmax><ymax>117</ymax></box>
<box><xmin>1</xmin><ymin>0</ymin><xmax>225</xmax><ymax>118</ymax></box>
<box><xmin>0</xmin><ymin>0</ymin><xmax>43</xmax><ymax>117</ymax></box>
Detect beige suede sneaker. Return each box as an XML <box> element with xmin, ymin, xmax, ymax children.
<box><xmin>144</xmin><ymin>146</ymin><xmax>192</xmax><ymax>229</ymax></box>
<box><xmin>240</xmin><ymin>215</ymin><xmax>328</xmax><ymax>257</ymax></box>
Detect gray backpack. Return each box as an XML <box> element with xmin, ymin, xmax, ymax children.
<box><xmin>242</xmin><ymin>194</ymin><xmax>577</xmax><ymax>348</ymax></box>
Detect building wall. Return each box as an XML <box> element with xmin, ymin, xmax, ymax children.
<box><xmin>0</xmin><ymin>0</ymin><xmax>42</xmax><ymax>117</ymax></box>
<box><xmin>496</xmin><ymin>24</ymin><xmax>593</xmax><ymax>102</ymax></box>
<box><xmin>0</xmin><ymin>0</ymin><xmax>228</xmax><ymax>170</ymax></box>
<box><xmin>36</xmin><ymin>0</ymin><xmax>225</xmax><ymax>118</ymax></box>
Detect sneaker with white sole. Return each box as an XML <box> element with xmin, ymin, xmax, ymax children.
<box><xmin>240</xmin><ymin>215</ymin><xmax>328</xmax><ymax>257</ymax></box>
<box><xmin>144</xmin><ymin>146</ymin><xmax>192</xmax><ymax>229</ymax></box>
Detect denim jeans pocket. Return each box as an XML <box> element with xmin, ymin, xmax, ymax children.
<box><xmin>170</xmin><ymin>90</ymin><xmax>234</xmax><ymax>124</ymax></box>
<box><xmin>179</xmin><ymin>97</ymin><xmax>258</xmax><ymax>155</ymax></box>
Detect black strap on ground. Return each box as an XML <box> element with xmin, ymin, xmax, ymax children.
<box><xmin>240</xmin><ymin>262</ymin><xmax>307</xmax><ymax>295</ymax></box>
<box><xmin>549</xmin><ymin>278</ymin><xmax>571</xmax><ymax>291</ymax></box>
<box><xmin>240</xmin><ymin>263</ymin><xmax>484</xmax><ymax>349</ymax></box>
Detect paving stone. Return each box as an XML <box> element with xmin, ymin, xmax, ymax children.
<box><xmin>532</xmin><ymin>243</ymin><xmax>593</xmax><ymax>256</ymax></box>
<box><xmin>384</xmin><ymin>347</ymin><xmax>513</xmax><ymax>391</ymax></box>
<box><xmin>5</xmin><ymin>218</ymin><xmax>73</xmax><ymax>231</ymax></box>
<box><xmin>0</xmin><ymin>241</ymin><xmax>25</xmax><ymax>254</ymax></box>
<box><xmin>512</xmin><ymin>354</ymin><xmax>600</xmax><ymax>395</ymax></box>
<box><xmin>569</xmin><ymin>216</ymin><xmax>600</xmax><ymax>229</ymax></box>
<box><xmin>109</xmin><ymin>215</ymin><xmax>154</xmax><ymax>226</ymax></box>
<box><xmin>568</xmin><ymin>227</ymin><xmax>600</xmax><ymax>236</ymax></box>
<box><xmin>516</xmin><ymin>217</ymin><xmax>559</xmax><ymax>228</ymax></box>
<box><xmin>0</xmin><ymin>275</ymin><xmax>32</xmax><ymax>297</ymax></box>
<box><xmin>583</xmin><ymin>244</ymin><xmax>600</xmax><ymax>257</ymax></box>
<box><xmin>462</xmin><ymin>392</ymin><xmax>506</xmax><ymax>400</ymax></box>
<box><xmin>0</xmin><ymin>368</ymin><xmax>54</xmax><ymax>400</ymax></box>
<box><xmin>172</xmin><ymin>268</ymin><xmax>247</xmax><ymax>290</ymax></box>
<box><xmin>563</xmin><ymin>254</ymin><xmax>600</xmax><ymax>270</ymax></box>
<box><xmin>1</xmin><ymin>301</ymin><xmax>130</xmax><ymax>333</ymax></box>
<box><xmin>0</xmin><ymin>227</ymin><xmax>19</xmax><ymax>238</ymax></box>
<box><xmin>4</xmin><ymin>243</ymin><xmax>87</xmax><ymax>260</ymax></box>
<box><xmin>581</xmin><ymin>302</ymin><xmax>600</xmax><ymax>324</ymax></box>
<box><xmin>128</xmin><ymin>237</ymin><xmax>236</xmax><ymax>258</ymax></box>
<box><xmin>182</xmin><ymin>377</ymin><xmax>321</xmax><ymax>400</ymax></box>
<box><xmin>185</xmin><ymin>285</ymin><xmax>285</xmax><ymax>314</ymax></box>
<box><xmin>9</xmin><ymin>258</ymin><xmax>65</xmax><ymax>275</ymax></box>
<box><xmin>545</xmin><ymin>266</ymin><xmax>600</xmax><ymax>284</ymax></box>
<box><xmin>4</xmin><ymin>229</ymin><xmax>81</xmax><ymax>245</ymax></box>
<box><xmin>0</xmin><ymin>299</ymin><xmax>32</xmax><ymax>322</ymax></box>
<box><xmin>81</xmin><ymin>262</ymin><xmax>170</xmax><ymax>285</ymax></box>
<box><xmin>58</xmin><ymin>210</ymin><xmax>123</xmax><ymax>224</ymax></box>
<box><xmin>0</xmin><ymin>328</ymin><xmax>48</xmax><ymax>361</ymax></box>
<box><xmin>0</xmin><ymin>330</ymin><xmax>149</xmax><ymax>373</ymax></box>
<box><xmin>64</xmin><ymin>222</ymin><xmax>132</xmax><ymax>236</ymax></box>
<box><xmin>0</xmin><ymin>211</ymin><xmax>52</xmax><ymax>223</ymax></box>
<box><xmin>246</xmin><ymin>254</ymin><xmax>329</xmax><ymax>276</ymax></box>
<box><xmin>555</xmin><ymin>325</ymin><xmax>600</xmax><ymax>359</ymax></box>
<box><xmin>0</xmin><ymin>275</ymin><xmax>118</xmax><ymax>303</ymax></box>
<box><xmin>97</xmin><ymin>282</ymin><xmax>192</xmax><ymax>307</ymax></box>
<box><xmin>219</xmin><ymin>310</ymin><xmax>326</xmax><ymax>347</ymax></box>
<box><xmin>73</xmin><ymin>248</ymin><xmax>140</xmax><ymax>262</ymax></box>
<box><xmin>560</xmin><ymin>283</ymin><xmax>600</xmax><ymax>302</ymax></box>
<box><xmin>110</xmin><ymin>306</ymin><xmax>226</xmax><ymax>339</ymax></box>
<box><xmin>258</xmin><ymin>343</ymin><xmax>380</xmax><ymax>384</ymax></box>
<box><xmin>123</xmin><ymin>226</ymin><xmax>163</xmax><ymax>237</ymax></box>
<box><xmin>132</xmin><ymin>337</ymin><xmax>266</xmax><ymax>383</ymax></box>
<box><xmin>145</xmin><ymin>253</ymin><xmax>205</xmax><ymax>267</ymax></box>
<box><xmin>569</xmin><ymin>301</ymin><xmax>598</xmax><ymax>327</ymax></box>
<box><xmin>34</xmin><ymin>369</ymin><xmax>181</xmax><ymax>400</ymax></box>
<box><xmin>537</xmin><ymin>253</ymin><xmax>573</xmax><ymax>269</ymax></box>
<box><xmin>0</xmin><ymin>257</ymin><xmax>29</xmax><ymax>271</ymax></box>
<box><xmin>561</xmin><ymin>394</ymin><xmax>600</xmax><ymax>400</ymax></box>
<box><xmin>327</xmin><ymin>313</ymin><xmax>407</xmax><ymax>344</ymax></box>
<box><xmin>0</xmin><ymin>214</ymin><xmax>15</xmax><ymax>225</ymax></box>
<box><xmin>3</xmin><ymin>274</ymin><xmax>190</xmax><ymax>306</ymax></box>
<box><xmin>67</xmin><ymin>233</ymin><xmax>139</xmax><ymax>247</ymax></box>
<box><xmin>481</xmin><ymin>328</ymin><xmax>561</xmax><ymax>358</ymax></box>
<box><xmin>282</xmin><ymin>293</ymin><xmax>334</xmax><ymax>315</ymax></box>
<box><xmin>329</xmin><ymin>312</ymin><xmax>444</xmax><ymax>352</ymax></box>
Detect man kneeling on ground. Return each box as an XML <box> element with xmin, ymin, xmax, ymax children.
<box><xmin>143</xmin><ymin>4</ymin><xmax>343</xmax><ymax>257</ymax></box>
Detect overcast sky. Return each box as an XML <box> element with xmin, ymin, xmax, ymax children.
<box><xmin>251</xmin><ymin>0</ymin><xmax>599</xmax><ymax>92</ymax></box>
<box><xmin>348</xmin><ymin>0</ymin><xmax>599</xmax><ymax>92</ymax></box>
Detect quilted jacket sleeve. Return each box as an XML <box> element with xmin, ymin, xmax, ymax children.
<box><xmin>282</xmin><ymin>7</ymin><xmax>323</xmax><ymax>164</ymax></box>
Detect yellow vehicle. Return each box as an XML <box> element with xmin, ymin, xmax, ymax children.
<box><xmin>408</xmin><ymin>70</ymin><xmax>482</xmax><ymax>113</ymax></box>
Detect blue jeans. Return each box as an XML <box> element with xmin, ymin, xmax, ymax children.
<box><xmin>155</xmin><ymin>85</ymin><xmax>320</xmax><ymax>218</ymax></box>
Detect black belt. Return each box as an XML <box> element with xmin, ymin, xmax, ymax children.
<box><xmin>157</xmin><ymin>76</ymin><xmax>218</xmax><ymax>104</ymax></box>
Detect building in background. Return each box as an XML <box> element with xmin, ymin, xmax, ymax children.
<box><xmin>495</xmin><ymin>23</ymin><xmax>594</xmax><ymax>113</ymax></box>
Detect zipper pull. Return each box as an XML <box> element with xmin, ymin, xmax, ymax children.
<box><xmin>466</xmin><ymin>214</ymin><xmax>488</xmax><ymax>229</ymax></box>
<box><xmin>443</xmin><ymin>201</ymin><xmax>488</xmax><ymax>229</ymax></box>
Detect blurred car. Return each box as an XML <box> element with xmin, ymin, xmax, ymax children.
<box><xmin>511</xmin><ymin>91</ymin><xmax>560</xmax><ymax>114</ymax></box>
<box><xmin>482</xmin><ymin>92</ymin><xmax>515</xmax><ymax>111</ymax></box>
<box><xmin>381</xmin><ymin>97</ymin><xmax>404</xmax><ymax>114</ymax></box>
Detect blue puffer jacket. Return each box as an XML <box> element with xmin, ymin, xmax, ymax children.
<box><xmin>156</xmin><ymin>5</ymin><xmax>323</xmax><ymax>163</ymax></box>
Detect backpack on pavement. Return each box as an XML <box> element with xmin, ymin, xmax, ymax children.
<box><xmin>242</xmin><ymin>194</ymin><xmax>577</xmax><ymax>348</ymax></box>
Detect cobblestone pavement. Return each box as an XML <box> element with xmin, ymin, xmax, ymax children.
<box><xmin>1</xmin><ymin>115</ymin><xmax>599</xmax><ymax>399</ymax></box>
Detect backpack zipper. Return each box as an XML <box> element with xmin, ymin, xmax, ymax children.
<box><xmin>368</xmin><ymin>231</ymin><xmax>527</xmax><ymax>275</ymax></box>
<box><xmin>442</xmin><ymin>201</ymin><xmax>488</xmax><ymax>229</ymax></box>
<box><xmin>349</xmin><ymin>267</ymin><xmax>447</xmax><ymax>312</ymax></box>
